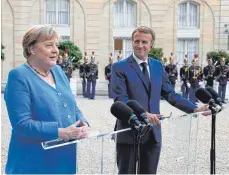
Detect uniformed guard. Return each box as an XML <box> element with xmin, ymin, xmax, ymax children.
<box><xmin>188</xmin><ymin>59</ymin><xmax>203</xmax><ymax>104</ymax></box>
<box><xmin>79</xmin><ymin>52</ymin><xmax>89</xmax><ymax>97</ymax></box>
<box><xmin>105</xmin><ymin>53</ymin><xmax>113</xmax><ymax>98</ymax></box>
<box><xmin>180</xmin><ymin>56</ymin><xmax>189</xmax><ymax>99</ymax></box>
<box><xmin>165</xmin><ymin>57</ymin><xmax>178</xmax><ymax>90</ymax></box>
<box><xmin>203</xmin><ymin>57</ymin><xmax>215</xmax><ymax>88</ymax></box>
<box><xmin>117</xmin><ymin>50</ymin><xmax>122</xmax><ymax>61</ymax></box>
<box><xmin>194</xmin><ymin>53</ymin><xmax>199</xmax><ymax>63</ymax></box>
<box><xmin>159</xmin><ymin>56</ymin><xmax>166</xmax><ymax>68</ymax></box>
<box><xmin>86</xmin><ymin>51</ymin><xmax>98</xmax><ymax>99</ymax></box>
<box><xmin>60</xmin><ymin>50</ymin><xmax>73</xmax><ymax>82</ymax></box>
<box><xmin>214</xmin><ymin>57</ymin><xmax>229</xmax><ymax>103</ymax></box>
<box><xmin>57</xmin><ymin>55</ymin><xmax>63</xmax><ymax>65</ymax></box>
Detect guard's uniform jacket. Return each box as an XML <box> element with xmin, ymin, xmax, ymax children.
<box><xmin>203</xmin><ymin>65</ymin><xmax>215</xmax><ymax>87</ymax></box>
<box><xmin>60</xmin><ymin>60</ymin><xmax>73</xmax><ymax>81</ymax></box>
<box><xmin>165</xmin><ymin>64</ymin><xmax>177</xmax><ymax>89</ymax></box>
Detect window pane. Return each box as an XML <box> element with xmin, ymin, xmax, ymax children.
<box><xmin>46</xmin><ymin>0</ymin><xmax>55</xmax><ymax>11</ymax></box>
<box><xmin>126</xmin><ymin>1</ymin><xmax>136</xmax><ymax>27</ymax></box>
<box><xmin>114</xmin><ymin>1</ymin><xmax>124</xmax><ymax>27</ymax></box>
<box><xmin>124</xmin><ymin>39</ymin><xmax>133</xmax><ymax>58</ymax></box>
<box><xmin>58</xmin><ymin>0</ymin><xmax>69</xmax><ymax>24</ymax></box>
<box><xmin>189</xmin><ymin>3</ymin><xmax>198</xmax><ymax>27</ymax></box>
<box><xmin>176</xmin><ymin>39</ymin><xmax>185</xmax><ymax>63</ymax></box>
<box><xmin>46</xmin><ymin>12</ymin><xmax>56</xmax><ymax>24</ymax></box>
<box><xmin>176</xmin><ymin>38</ymin><xmax>199</xmax><ymax>64</ymax></box>
<box><xmin>59</xmin><ymin>12</ymin><xmax>68</xmax><ymax>24</ymax></box>
<box><xmin>46</xmin><ymin>0</ymin><xmax>56</xmax><ymax>24</ymax></box>
<box><xmin>114</xmin><ymin>0</ymin><xmax>136</xmax><ymax>27</ymax></box>
<box><xmin>59</xmin><ymin>0</ymin><xmax>69</xmax><ymax>11</ymax></box>
<box><xmin>187</xmin><ymin>39</ymin><xmax>199</xmax><ymax>62</ymax></box>
<box><xmin>179</xmin><ymin>3</ymin><xmax>187</xmax><ymax>28</ymax></box>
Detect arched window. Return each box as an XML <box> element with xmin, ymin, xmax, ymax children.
<box><xmin>114</xmin><ymin>0</ymin><xmax>136</xmax><ymax>27</ymax></box>
<box><xmin>178</xmin><ymin>2</ymin><xmax>199</xmax><ymax>28</ymax></box>
<box><xmin>46</xmin><ymin>0</ymin><xmax>69</xmax><ymax>25</ymax></box>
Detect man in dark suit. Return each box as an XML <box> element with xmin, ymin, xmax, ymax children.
<box><xmin>165</xmin><ymin>57</ymin><xmax>178</xmax><ymax>90</ymax></box>
<box><xmin>111</xmin><ymin>26</ymin><xmax>209</xmax><ymax>174</ymax></box>
<box><xmin>105</xmin><ymin>53</ymin><xmax>113</xmax><ymax>98</ymax></box>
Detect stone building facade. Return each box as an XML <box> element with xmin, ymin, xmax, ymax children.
<box><xmin>2</xmin><ymin>0</ymin><xmax>229</xmax><ymax>90</ymax></box>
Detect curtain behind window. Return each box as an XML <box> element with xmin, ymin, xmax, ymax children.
<box><xmin>46</xmin><ymin>0</ymin><xmax>69</xmax><ymax>25</ymax></box>
<box><xmin>187</xmin><ymin>39</ymin><xmax>199</xmax><ymax>62</ymax></box>
<box><xmin>179</xmin><ymin>3</ymin><xmax>187</xmax><ymax>28</ymax></box>
<box><xmin>124</xmin><ymin>39</ymin><xmax>133</xmax><ymax>58</ymax></box>
<box><xmin>114</xmin><ymin>0</ymin><xmax>136</xmax><ymax>27</ymax></box>
<box><xmin>58</xmin><ymin>0</ymin><xmax>69</xmax><ymax>24</ymax></box>
<box><xmin>176</xmin><ymin>39</ymin><xmax>185</xmax><ymax>63</ymax></box>
<box><xmin>176</xmin><ymin>39</ymin><xmax>199</xmax><ymax>64</ymax></box>
<box><xmin>189</xmin><ymin>3</ymin><xmax>198</xmax><ymax>27</ymax></box>
<box><xmin>178</xmin><ymin>2</ymin><xmax>199</xmax><ymax>28</ymax></box>
<box><xmin>46</xmin><ymin>0</ymin><xmax>56</xmax><ymax>24</ymax></box>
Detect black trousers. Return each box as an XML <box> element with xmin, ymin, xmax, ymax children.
<box><xmin>116</xmin><ymin>141</ymin><xmax>161</xmax><ymax>174</ymax></box>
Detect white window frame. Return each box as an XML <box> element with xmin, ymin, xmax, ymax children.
<box><xmin>113</xmin><ymin>38</ymin><xmax>133</xmax><ymax>59</ymax></box>
<box><xmin>176</xmin><ymin>38</ymin><xmax>199</xmax><ymax>64</ymax></box>
<box><xmin>45</xmin><ymin>0</ymin><xmax>70</xmax><ymax>25</ymax></box>
<box><xmin>178</xmin><ymin>2</ymin><xmax>200</xmax><ymax>29</ymax></box>
<box><xmin>114</xmin><ymin>0</ymin><xmax>137</xmax><ymax>28</ymax></box>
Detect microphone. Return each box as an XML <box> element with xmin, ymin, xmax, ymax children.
<box><xmin>126</xmin><ymin>100</ymin><xmax>151</xmax><ymax>126</ymax></box>
<box><xmin>195</xmin><ymin>88</ymin><xmax>221</xmax><ymax>112</ymax></box>
<box><xmin>110</xmin><ymin>101</ymin><xmax>144</xmax><ymax>131</ymax></box>
<box><xmin>205</xmin><ymin>87</ymin><xmax>223</xmax><ymax>107</ymax></box>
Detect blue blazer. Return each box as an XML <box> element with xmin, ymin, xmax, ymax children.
<box><xmin>4</xmin><ymin>64</ymin><xmax>88</xmax><ymax>174</ymax></box>
<box><xmin>111</xmin><ymin>55</ymin><xmax>196</xmax><ymax>144</ymax></box>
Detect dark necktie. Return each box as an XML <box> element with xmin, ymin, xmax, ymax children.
<box><xmin>141</xmin><ymin>62</ymin><xmax>150</xmax><ymax>88</ymax></box>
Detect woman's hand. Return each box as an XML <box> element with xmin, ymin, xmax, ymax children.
<box><xmin>58</xmin><ymin>120</ymin><xmax>90</xmax><ymax>140</ymax></box>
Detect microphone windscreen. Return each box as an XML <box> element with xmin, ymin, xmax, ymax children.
<box><xmin>206</xmin><ymin>87</ymin><xmax>219</xmax><ymax>99</ymax></box>
<box><xmin>195</xmin><ymin>88</ymin><xmax>212</xmax><ymax>104</ymax></box>
<box><xmin>110</xmin><ymin>101</ymin><xmax>134</xmax><ymax>122</ymax></box>
<box><xmin>126</xmin><ymin>100</ymin><xmax>146</xmax><ymax>116</ymax></box>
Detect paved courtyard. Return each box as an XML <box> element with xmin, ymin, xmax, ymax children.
<box><xmin>1</xmin><ymin>94</ymin><xmax>229</xmax><ymax>174</ymax></box>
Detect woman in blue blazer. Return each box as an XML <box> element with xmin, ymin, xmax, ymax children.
<box><xmin>4</xmin><ymin>25</ymin><xmax>90</xmax><ymax>174</ymax></box>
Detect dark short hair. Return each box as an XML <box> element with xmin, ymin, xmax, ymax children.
<box><xmin>132</xmin><ymin>26</ymin><xmax>155</xmax><ymax>45</ymax></box>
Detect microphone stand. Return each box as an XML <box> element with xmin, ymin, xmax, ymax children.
<box><xmin>208</xmin><ymin>105</ymin><xmax>217</xmax><ymax>174</ymax></box>
<box><xmin>132</xmin><ymin>125</ymin><xmax>146</xmax><ymax>174</ymax></box>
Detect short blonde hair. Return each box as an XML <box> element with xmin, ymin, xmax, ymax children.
<box><xmin>22</xmin><ymin>25</ymin><xmax>59</xmax><ymax>59</ymax></box>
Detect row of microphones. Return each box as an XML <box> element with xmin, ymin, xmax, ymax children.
<box><xmin>126</xmin><ymin>100</ymin><xmax>151</xmax><ymax>127</ymax></box>
<box><xmin>110</xmin><ymin>100</ymin><xmax>153</xmax><ymax>134</ymax></box>
<box><xmin>110</xmin><ymin>101</ymin><xmax>143</xmax><ymax>131</ymax></box>
<box><xmin>195</xmin><ymin>87</ymin><xmax>224</xmax><ymax>113</ymax></box>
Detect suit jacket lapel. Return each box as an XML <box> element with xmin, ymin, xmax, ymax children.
<box><xmin>128</xmin><ymin>55</ymin><xmax>150</xmax><ymax>93</ymax></box>
<box><xmin>148</xmin><ymin>59</ymin><xmax>156</xmax><ymax>89</ymax></box>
